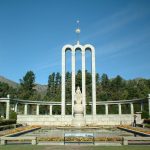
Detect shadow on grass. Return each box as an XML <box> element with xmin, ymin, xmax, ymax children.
<box><xmin>0</xmin><ymin>145</ymin><xmax>150</xmax><ymax>150</ymax></box>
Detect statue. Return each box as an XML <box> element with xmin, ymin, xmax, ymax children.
<box><xmin>72</xmin><ymin>87</ymin><xmax>85</xmax><ymax>127</ymax></box>
<box><xmin>74</xmin><ymin>87</ymin><xmax>84</xmax><ymax>115</ymax></box>
<box><xmin>75</xmin><ymin>87</ymin><xmax>82</xmax><ymax>104</ymax></box>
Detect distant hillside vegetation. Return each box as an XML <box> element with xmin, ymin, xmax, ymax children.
<box><xmin>0</xmin><ymin>76</ymin><xmax>19</xmax><ymax>88</ymax></box>
<box><xmin>0</xmin><ymin>75</ymin><xmax>47</xmax><ymax>96</ymax></box>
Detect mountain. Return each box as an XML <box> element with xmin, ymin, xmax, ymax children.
<box><xmin>0</xmin><ymin>76</ymin><xmax>47</xmax><ymax>95</ymax></box>
<box><xmin>0</xmin><ymin>76</ymin><xmax>19</xmax><ymax>88</ymax></box>
<box><xmin>34</xmin><ymin>84</ymin><xmax>47</xmax><ymax>96</ymax></box>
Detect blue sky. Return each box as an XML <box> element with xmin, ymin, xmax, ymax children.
<box><xmin>0</xmin><ymin>0</ymin><xmax>150</xmax><ymax>84</ymax></box>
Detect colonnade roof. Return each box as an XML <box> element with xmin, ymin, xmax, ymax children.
<box><xmin>0</xmin><ymin>97</ymin><xmax>147</xmax><ymax>105</ymax></box>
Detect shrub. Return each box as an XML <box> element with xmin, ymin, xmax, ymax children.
<box><xmin>144</xmin><ymin>119</ymin><xmax>150</xmax><ymax>124</ymax></box>
<box><xmin>0</xmin><ymin>120</ymin><xmax>16</xmax><ymax>126</ymax></box>
<box><xmin>141</xmin><ymin>111</ymin><xmax>149</xmax><ymax>119</ymax></box>
<box><xmin>10</xmin><ymin>110</ymin><xmax>17</xmax><ymax>120</ymax></box>
<box><xmin>145</xmin><ymin>124</ymin><xmax>150</xmax><ymax>128</ymax></box>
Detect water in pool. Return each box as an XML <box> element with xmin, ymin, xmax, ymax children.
<box><xmin>20</xmin><ymin>127</ymin><xmax>133</xmax><ymax>138</ymax></box>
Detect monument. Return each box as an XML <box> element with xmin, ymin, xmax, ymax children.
<box><xmin>61</xmin><ymin>20</ymin><xmax>96</xmax><ymax>117</ymax></box>
<box><xmin>0</xmin><ymin>21</ymin><xmax>147</xmax><ymax>126</ymax></box>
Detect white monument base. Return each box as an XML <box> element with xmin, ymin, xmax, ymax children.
<box><xmin>17</xmin><ymin>114</ymin><xmax>142</xmax><ymax>126</ymax></box>
<box><xmin>72</xmin><ymin>114</ymin><xmax>86</xmax><ymax>127</ymax></box>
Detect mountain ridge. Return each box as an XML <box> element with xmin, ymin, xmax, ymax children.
<box><xmin>0</xmin><ymin>75</ymin><xmax>47</xmax><ymax>95</ymax></box>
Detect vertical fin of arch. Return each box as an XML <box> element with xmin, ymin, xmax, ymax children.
<box><xmin>72</xmin><ymin>49</ymin><xmax>75</xmax><ymax>115</ymax></box>
<box><xmin>61</xmin><ymin>48</ymin><xmax>66</xmax><ymax>116</ymax></box>
<box><xmin>82</xmin><ymin>49</ymin><xmax>86</xmax><ymax>116</ymax></box>
<box><xmin>91</xmin><ymin>47</ymin><xmax>96</xmax><ymax>116</ymax></box>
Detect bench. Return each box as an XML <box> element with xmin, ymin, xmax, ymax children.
<box><xmin>0</xmin><ymin>136</ymin><xmax>37</xmax><ymax>145</ymax></box>
<box><xmin>64</xmin><ymin>133</ymin><xmax>94</xmax><ymax>145</ymax></box>
<box><xmin>123</xmin><ymin>137</ymin><xmax>150</xmax><ymax>145</ymax></box>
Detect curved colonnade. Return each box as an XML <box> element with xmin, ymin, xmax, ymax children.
<box><xmin>0</xmin><ymin>96</ymin><xmax>149</xmax><ymax>119</ymax></box>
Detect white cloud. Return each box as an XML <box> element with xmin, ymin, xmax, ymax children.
<box><xmin>82</xmin><ymin>5</ymin><xmax>150</xmax><ymax>43</ymax></box>
<box><xmin>96</xmin><ymin>27</ymin><xmax>150</xmax><ymax>58</ymax></box>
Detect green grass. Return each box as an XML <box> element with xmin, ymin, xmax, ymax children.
<box><xmin>0</xmin><ymin>145</ymin><xmax>150</xmax><ymax>150</ymax></box>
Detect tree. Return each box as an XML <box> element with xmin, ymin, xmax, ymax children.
<box><xmin>66</xmin><ymin>72</ymin><xmax>72</xmax><ymax>102</ymax></box>
<box><xmin>0</xmin><ymin>82</ymin><xmax>17</xmax><ymax>98</ymax></box>
<box><xmin>55</xmin><ymin>72</ymin><xmax>61</xmax><ymax>101</ymax></box>
<box><xmin>76</xmin><ymin>70</ymin><xmax>82</xmax><ymax>90</ymax></box>
<box><xmin>86</xmin><ymin>70</ymin><xmax>92</xmax><ymax>103</ymax></box>
<box><xmin>110</xmin><ymin>75</ymin><xmax>125</xmax><ymax>100</ymax></box>
<box><xmin>18</xmin><ymin>71</ymin><xmax>36</xmax><ymax>99</ymax></box>
<box><xmin>98</xmin><ymin>73</ymin><xmax>111</xmax><ymax>101</ymax></box>
<box><xmin>55</xmin><ymin>72</ymin><xmax>61</xmax><ymax>87</ymax></box>
<box><xmin>101</xmin><ymin>73</ymin><xmax>109</xmax><ymax>90</ymax></box>
<box><xmin>0</xmin><ymin>82</ymin><xmax>10</xmax><ymax>97</ymax></box>
<box><xmin>46</xmin><ymin>73</ymin><xmax>56</xmax><ymax>101</ymax></box>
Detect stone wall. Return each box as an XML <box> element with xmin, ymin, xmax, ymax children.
<box><xmin>17</xmin><ymin>114</ymin><xmax>142</xmax><ymax>126</ymax></box>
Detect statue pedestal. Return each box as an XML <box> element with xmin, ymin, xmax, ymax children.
<box><xmin>72</xmin><ymin>87</ymin><xmax>86</xmax><ymax>127</ymax></box>
<box><xmin>72</xmin><ymin>114</ymin><xmax>85</xmax><ymax>127</ymax></box>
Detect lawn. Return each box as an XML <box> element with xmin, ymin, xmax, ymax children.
<box><xmin>0</xmin><ymin>145</ymin><xmax>150</xmax><ymax>150</ymax></box>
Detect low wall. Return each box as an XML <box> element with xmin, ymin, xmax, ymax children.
<box><xmin>17</xmin><ymin>114</ymin><xmax>142</xmax><ymax>126</ymax></box>
<box><xmin>85</xmin><ymin>114</ymin><xmax>142</xmax><ymax>126</ymax></box>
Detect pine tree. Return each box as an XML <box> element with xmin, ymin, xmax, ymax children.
<box><xmin>18</xmin><ymin>71</ymin><xmax>36</xmax><ymax>100</ymax></box>
<box><xmin>46</xmin><ymin>72</ymin><xmax>56</xmax><ymax>101</ymax></box>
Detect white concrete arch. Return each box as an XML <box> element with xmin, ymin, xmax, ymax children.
<box><xmin>84</xmin><ymin>44</ymin><xmax>95</xmax><ymax>52</ymax></box>
<box><xmin>61</xmin><ymin>45</ymin><xmax>73</xmax><ymax>116</ymax></box>
<box><xmin>84</xmin><ymin>44</ymin><xmax>96</xmax><ymax>115</ymax></box>
<box><xmin>61</xmin><ymin>43</ymin><xmax>96</xmax><ymax>116</ymax></box>
<box><xmin>71</xmin><ymin>47</ymin><xmax>76</xmax><ymax>115</ymax></box>
<box><xmin>62</xmin><ymin>44</ymin><xmax>73</xmax><ymax>53</ymax></box>
<box><xmin>74</xmin><ymin>44</ymin><xmax>84</xmax><ymax>52</ymax></box>
<box><xmin>84</xmin><ymin>44</ymin><xmax>96</xmax><ymax>116</ymax></box>
<box><xmin>74</xmin><ymin>44</ymin><xmax>85</xmax><ymax>115</ymax></box>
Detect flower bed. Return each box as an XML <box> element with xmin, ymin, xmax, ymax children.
<box><xmin>0</xmin><ymin>125</ymin><xmax>40</xmax><ymax>137</ymax></box>
<box><xmin>39</xmin><ymin>137</ymin><xmax>63</xmax><ymax>141</ymax></box>
<box><xmin>118</xmin><ymin>125</ymin><xmax>150</xmax><ymax>135</ymax></box>
<box><xmin>95</xmin><ymin>137</ymin><xmax>122</xmax><ymax>141</ymax></box>
<box><xmin>38</xmin><ymin>136</ymin><xmax>122</xmax><ymax>142</ymax></box>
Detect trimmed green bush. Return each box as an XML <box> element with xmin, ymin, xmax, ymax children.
<box><xmin>141</xmin><ymin>111</ymin><xmax>149</xmax><ymax>119</ymax></box>
<box><xmin>145</xmin><ymin>124</ymin><xmax>150</xmax><ymax>128</ymax></box>
<box><xmin>144</xmin><ymin>119</ymin><xmax>150</xmax><ymax>124</ymax></box>
<box><xmin>0</xmin><ymin>120</ymin><xmax>16</xmax><ymax>126</ymax></box>
<box><xmin>10</xmin><ymin>110</ymin><xmax>17</xmax><ymax>120</ymax></box>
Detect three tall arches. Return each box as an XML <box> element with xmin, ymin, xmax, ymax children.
<box><xmin>61</xmin><ymin>44</ymin><xmax>96</xmax><ymax>116</ymax></box>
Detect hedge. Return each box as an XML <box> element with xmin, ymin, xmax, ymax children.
<box><xmin>144</xmin><ymin>119</ymin><xmax>150</xmax><ymax>124</ymax></box>
<box><xmin>0</xmin><ymin>120</ymin><xmax>16</xmax><ymax>126</ymax></box>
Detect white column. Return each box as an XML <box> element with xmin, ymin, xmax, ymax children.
<box><xmin>141</xmin><ymin>102</ymin><xmax>143</xmax><ymax>112</ymax></box>
<box><xmin>61</xmin><ymin>48</ymin><xmax>66</xmax><ymax>116</ymax></box>
<box><xmin>36</xmin><ymin>104</ymin><xmax>39</xmax><ymax>115</ymax></box>
<box><xmin>148</xmin><ymin>94</ymin><xmax>150</xmax><ymax>117</ymax></box>
<box><xmin>6</xmin><ymin>101</ymin><xmax>10</xmax><ymax>119</ymax></box>
<box><xmin>50</xmin><ymin>105</ymin><xmax>52</xmax><ymax>115</ymax></box>
<box><xmin>91</xmin><ymin>48</ymin><xmax>96</xmax><ymax>116</ymax></box>
<box><xmin>82</xmin><ymin>50</ymin><xmax>86</xmax><ymax>116</ymax></box>
<box><xmin>105</xmin><ymin>104</ymin><xmax>108</xmax><ymax>115</ymax></box>
<box><xmin>0</xmin><ymin>103</ymin><xmax>4</xmax><ymax>117</ymax></box>
<box><xmin>14</xmin><ymin>103</ymin><xmax>18</xmax><ymax>112</ymax></box>
<box><xmin>130</xmin><ymin>103</ymin><xmax>134</xmax><ymax>114</ymax></box>
<box><xmin>72</xmin><ymin>50</ymin><xmax>75</xmax><ymax>115</ymax></box>
<box><xmin>118</xmin><ymin>104</ymin><xmax>122</xmax><ymax>115</ymax></box>
<box><xmin>24</xmin><ymin>104</ymin><xmax>28</xmax><ymax>115</ymax></box>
